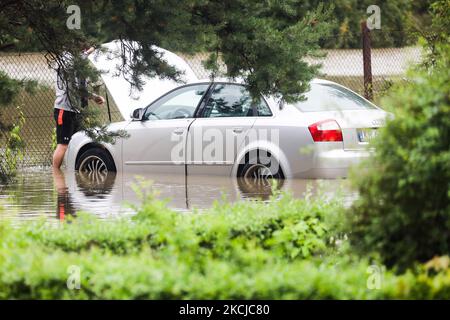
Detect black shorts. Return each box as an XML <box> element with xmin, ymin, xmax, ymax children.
<box><xmin>54</xmin><ymin>108</ymin><xmax>77</xmax><ymax>145</ymax></box>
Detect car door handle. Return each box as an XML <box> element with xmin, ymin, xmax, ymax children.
<box><xmin>232</xmin><ymin>127</ymin><xmax>243</xmax><ymax>134</ymax></box>
<box><xmin>173</xmin><ymin>128</ymin><xmax>184</xmax><ymax>135</ymax></box>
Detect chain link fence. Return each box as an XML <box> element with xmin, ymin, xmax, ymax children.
<box><xmin>0</xmin><ymin>43</ymin><xmax>422</xmax><ymax>168</ymax></box>
<box><xmin>181</xmin><ymin>46</ymin><xmax>422</xmax><ymax>100</ymax></box>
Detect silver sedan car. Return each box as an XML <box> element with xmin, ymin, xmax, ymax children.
<box><xmin>66</xmin><ymin>77</ymin><xmax>387</xmax><ymax>179</ymax></box>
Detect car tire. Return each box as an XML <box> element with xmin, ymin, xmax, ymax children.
<box><xmin>76</xmin><ymin>147</ymin><xmax>116</xmax><ymax>173</ymax></box>
<box><xmin>238</xmin><ymin>151</ymin><xmax>284</xmax><ymax>180</ymax></box>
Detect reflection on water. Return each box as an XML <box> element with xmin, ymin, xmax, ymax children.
<box><xmin>0</xmin><ymin>168</ymin><xmax>353</xmax><ymax>222</ymax></box>
<box><xmin>237</xmin><ymin>177</ymin><xmax>285</xmax><ymax>200</ymax></box>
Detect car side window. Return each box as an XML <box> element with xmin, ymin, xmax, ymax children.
<box><xmin>202</xmin><ymin>84</ymin><xmax>271</xmax><ymax>118</ymax></box>
<box><xmin>143</xmin><ymin>84</ymin><xmax>209</xmax><ymax>120</ymax></box>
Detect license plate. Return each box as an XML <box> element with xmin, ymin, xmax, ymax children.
<box><xmin>357</xmin><ymin>128</ymin><xmax>378</xmax><ymax>143</ymax></box>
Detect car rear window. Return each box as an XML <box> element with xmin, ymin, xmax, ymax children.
<box><xmin>293</xmin><ymin>83</ymin><xmax>377</xmax><ymax>112</ymax></box>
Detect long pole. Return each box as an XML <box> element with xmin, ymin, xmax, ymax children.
<box><xmin>361</xmin><ymin>21</ymin><xmax>373</xmax><ymax>101</ymax></box>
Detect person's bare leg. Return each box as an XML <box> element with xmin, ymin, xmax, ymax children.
<box><xmin>52</xmin><ymin>144</ymin><xmax>68</xmax><ymax>168</ymax></box>
<box><xmin>53</xmin><ymin>165</ymin><xmax>70</xmax><ymax>221</ymax></box>
<box><xmin>52</xmin><ymin>166</ymin><xmax>67</xmax><ymax>193</ymax></box>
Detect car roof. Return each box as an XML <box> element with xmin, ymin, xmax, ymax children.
<box><xmin>194</xmin><ymin>77</ymin><xmax>339</xmax><ymax>87</ymax></box>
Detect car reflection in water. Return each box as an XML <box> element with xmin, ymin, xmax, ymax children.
<box><xmin>59</xmin><ymin>169</ymin><xmax>347</xmax><ymax>219</ymax></box>
<box><xmin>75</xmin><ymin>169</ymin><xmax>117</xmax><ymax>198</ymax></box>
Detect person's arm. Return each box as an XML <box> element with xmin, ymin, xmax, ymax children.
<box><xmin>81</xmin><ymin>47</ymin><xmax>105</xmax><ymax>105</ymax></box>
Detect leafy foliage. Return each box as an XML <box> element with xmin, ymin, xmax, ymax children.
<box><xmin>0</xmin><ymin>108</ymin><xmax>26</xmax><ymax>183</ymax></box>
<box><xmin>348</xmin><ymin>45</ymin><xmax>450</xmax><ymax>271</ymax></box>
<box><xmin>76</xmin><ymin>106</ymin><xmax>129</xmax><ymax>145</ymax></box>
<box><xmin>0</xmin><ymin>71</ymin><xmax>37</xmax><ymax>107</ymax></box>
<box><xmin>299</xmin><ymin>0</ymin><xmax>414</xmax><ymax>49</ymax></box>
<box><xmin>27</xmin><ymin>181</ymin><xmax>337</xmax><ymax>258</ymax></box>
<box><xmin>2</xmin><ymin>0</ymin><xmax>431</xmax><ymax>52</ymax></box>
<box><xmin>0</xmin><ymin>71</ymin><xmax>35</xmax><ymax>181</ymax></box>
<box><xmin>346</xmin><ymin>2</ymin><xmax>450</xmax><ymax>272</ymax></box>
<box><xmin>0</xmin><ymin>71</ymin><xmax>21</xmax><ymax>106</ymax></box>
<box><xmin>0</xmin><ymin>1</ymin><xmax>336</xmax><ymax>143</ymax></box>
<box><xmin>0</xmin><ymin>185</ymin><xmax>449</xmax><ymax>299</ymax></box>
<box><xmin>408</xmin><ymin>0</ymin><xmax>450</xmax><ymax>68</ymax></box>
<box><xmin>1</xmin><ymin>1</ymin><xmax>335</xmax><ymax>103</ymax></box>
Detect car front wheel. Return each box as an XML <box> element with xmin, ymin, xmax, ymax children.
<box><xmin>76</xmin><ymin>147</ymin><xmax>116</xmax><ymax>174</ymax></box>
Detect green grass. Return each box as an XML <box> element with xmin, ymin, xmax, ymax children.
<box><xmin>0</xmin><ymin>183</ymin><xmax>449</xmax><ymax>299</ymax></box>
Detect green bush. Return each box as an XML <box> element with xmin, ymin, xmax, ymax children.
<box><xmin>6</xmin><ymin>186</ymin><xmax>338</xmax><ymax>259</ymax></box>
<box><xmin>0</xmin><ymin>108</ymin><xmax>25</xmax><ymax>183</ymax></box>
<box><xmin>1</xmin><ymin>185</ymin><xmax>449</xmax><ymax>299</ymax></box>
<box><xmin>348</xmin><ymin>45</ymin><xmax>450</xmax><ymax>271</ymax></box>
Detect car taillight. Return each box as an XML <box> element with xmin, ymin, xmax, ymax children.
<box><xmin>308</xmin><ymin>119</ymin><xmax>343</xmax><ymax>142</ymax></box>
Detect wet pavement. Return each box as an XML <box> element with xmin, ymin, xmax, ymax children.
<box><xmin>0</xmin><ymin>168</ymin><xmax>353</xmax><ymax>222</ymax></box>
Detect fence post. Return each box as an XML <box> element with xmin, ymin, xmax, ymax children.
<box><xmin>361</xmin><ymin>21</ymin><xmax>373</xmax><ymax>101</ymax></box>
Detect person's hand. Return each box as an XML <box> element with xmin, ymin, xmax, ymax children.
<box><xmin>92</xmin><ymin>94</ymin><xmax>105</xmax><ymax>105</ymax></box>
<box><xmin>83</xmin><ymin>47</ymin><xmax>95</xmax><ymax>55</ymax></box>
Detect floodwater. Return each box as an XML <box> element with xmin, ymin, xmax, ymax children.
<box><xmin>0</xmin><ymin>168</ymin><xmax>353</xmax><ymax>222</ymax></box>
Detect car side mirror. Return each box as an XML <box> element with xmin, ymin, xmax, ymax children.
<box><xmin>130</xmin><ymin>108</ymin><xmax>143</xmax><ymax>121</ymax></box>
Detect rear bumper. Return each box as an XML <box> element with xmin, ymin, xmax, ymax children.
<box><xmin>315</xmin><ymin>148</ymin><xmax>371</xmax><ymax>168</ymax></box>
<box><xmin>293</xmin><ymin>147</ymin><xmax>372</xmax><ymax>179</ymax></box>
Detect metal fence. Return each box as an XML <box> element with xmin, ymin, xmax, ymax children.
<box><xmin>0</xmin><ymin>45</ymin><xmax>422</xmax><ymax>168</ymax></box>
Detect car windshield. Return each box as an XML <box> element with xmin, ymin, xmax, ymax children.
<box><xmin>293</xmin><ymin>83</ymin><xmax>377</xmax><ymax>112</ymax></box>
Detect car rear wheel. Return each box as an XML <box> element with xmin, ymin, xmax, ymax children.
<box><xmin>238</xmin><ymin>151</ymin><xmax>284</xmax><ymax>180</ymax></box>
<box><xmin>76</xmin><ymin>148</ymin><xmax>116</xmax><ymax>175</ymax></box>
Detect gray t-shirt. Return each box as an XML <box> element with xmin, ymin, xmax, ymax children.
<box><xmin>54</xmin><ymin>52</ymin><xmax>89</xmax><ymax>112</ymax></box>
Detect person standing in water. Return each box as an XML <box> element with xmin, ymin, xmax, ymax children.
<box><xmin>52</xmin><ymin>46</ymin><xmax>105</xmax><ymax>168</ymax></box>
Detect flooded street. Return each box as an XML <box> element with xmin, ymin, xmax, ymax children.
<box><xmin>0</xmin><ymin>168</ymin><xmax>353</xmax><ymax>222</ymax></box>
